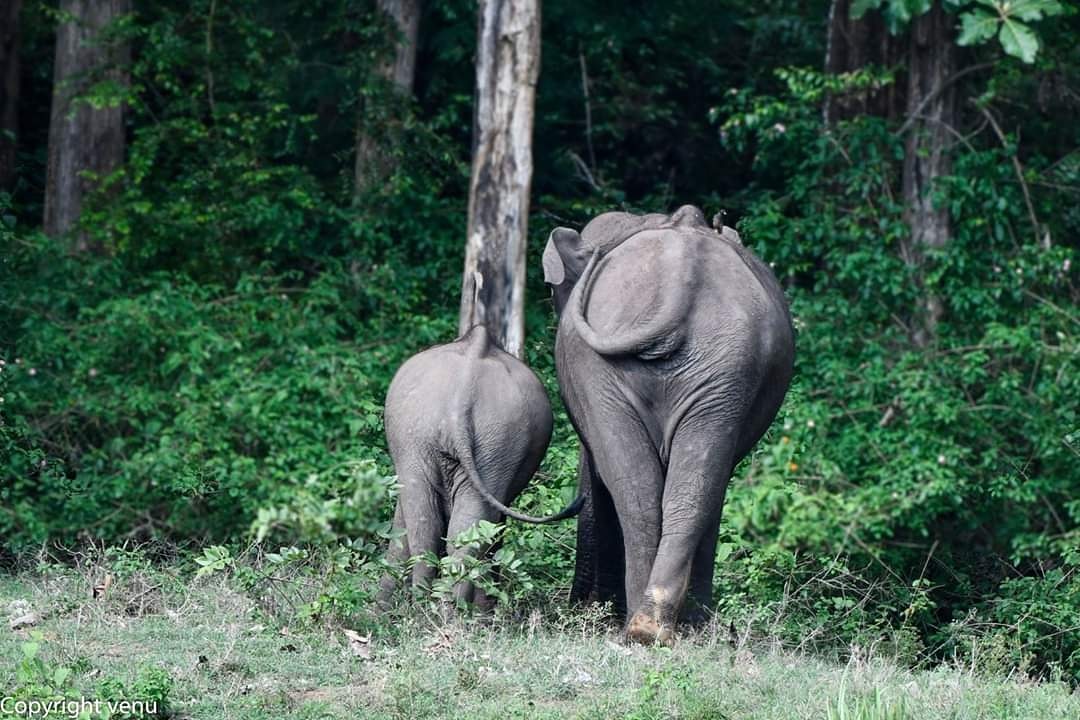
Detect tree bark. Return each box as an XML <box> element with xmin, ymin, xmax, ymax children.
<box><xmin>43</xmin><ymin>0</ymin><xmax>130</xmax><ymax>248</ymax></box>
<box><xmin>823</xmin><ymin>0</ymin><xmax>903</xmax><ymax>125</ymax></box>
<box><xmin>900</xmin><ymin>2</ymin><xmax>956</xmax><ymax>347</ymax></box>
<box><xmin>457</xmin><ymin>0</ymin><xmax>540</xmax><ymax>359</ymax></box>
<box><xmin>0</xmin><ymin>0</ymin><xmax>21</xmax><ymax>192</ymax></box>
<box><xmin>354</xmin><ymin>0</ymin><xmax>420</xmax><ymax>197</ymax></box>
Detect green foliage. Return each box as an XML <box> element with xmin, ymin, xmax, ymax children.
<box><xmin>4</xmin><ymin>632</ymin><xmax>171</xmax><ymax>719</ymax></box>
<box><xmin>250</xmin><ymin>460</ymin><xmax>398</xmax><ymax>545</ymax></box>
<box><xmin>8</xmin><ymin>631</ymin><xmax>79</xmax><ymax>706</ymax></box>
<box><xmin>956</xmin><ymin>0</ymin><xmax>1065</xmax><ymax>63</ymax></box>
<box><xmin>706</xmin><ymin>62</ymin><xmax>1079</xmax><ymax>677</ymax></box>
<box><xmin>974</xmin><ymin>555</ymin><xmax>1080</xmax><ymax>681</ymax></box>
<box><xmin>96</xmin><ymin>666</ymin><xmax>173</xmax><ymax>718</ymax></box>
<box><xmin>0</xmin><ymin>230</ymin><xmax>455</xmax><ymax>549</ymax></box>
<box><xmin>853</xmin><ymin>0</ymin><xmax>1064</xmax><ymax>62</ymax></box>
<box><xmin>422</xmin><ymin>521</ymin><xmax>536</xmax><ymax>607</ymax></box>
<box><xmin>193</xmin><ymin>545</ymin><xmax>234</xmax><ymax>579</ymax></box>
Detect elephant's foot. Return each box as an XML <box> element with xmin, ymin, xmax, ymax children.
<box><xmin>626</xmin><ymin>611</ymin><xmax>675</xmax><ymax>647</ymax></box>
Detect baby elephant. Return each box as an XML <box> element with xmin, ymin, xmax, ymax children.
<box><xmin>378</xmin><ymin>325</ymin><xmax>581</xmax><ymax>606</ymax></box>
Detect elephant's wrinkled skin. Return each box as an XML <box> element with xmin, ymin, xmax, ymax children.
<box><xmin>543</xmin><ymin>205</ymin><xmax>795</xmax><ymax>645</ymax></box>
<box><xmin>378</xmin><ymin>325</ymin><xmax>581</xmax><ymax>606</ymax></box>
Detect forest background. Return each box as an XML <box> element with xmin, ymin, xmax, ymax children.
<box><xmin>1</xmin><ymin>0</ymin><xmax>1079</xmax><ymax>688</ymax></box>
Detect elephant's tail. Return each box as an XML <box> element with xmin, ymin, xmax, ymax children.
<box><xmin>566</xmin><ymin>248</ymin><xmax>688</xmax><ymax>359</ymax></box>
<box><xmin>454</xmin><ymin>411</ymin><xmax>585</xmax><ymax>524</ymax></box>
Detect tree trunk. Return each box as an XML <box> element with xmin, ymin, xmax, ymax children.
<box><xmin>457</xmin><ymin>0</ymin><xmax>540</xmax><ymax>359</ymax></box>
<box><xmin>823</xmin><ymin>0</ymin><xmax>903</xmax><ymax>124</ymax></box>
<box><xmin>0</xmin><ymin>0</ymin><xmax>21</xmax><ymax>192</ymax></box>
<box><xmin>354</xmin><ymin>0</ymin><xmax>420</xmax><ymax>197</ymax></box>
<box><xmin>43</xmin><ymin>0</ymin><xmax>130</xmax><ymax>248</ymax></box>
<box><xmin>901</xmin><ymin>2</ymin><xmax>956</xmax><ymax>347</ymax></box>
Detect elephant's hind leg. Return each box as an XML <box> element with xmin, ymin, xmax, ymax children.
<box><xmin>583</xmin><ymin>414</ymin><xmax>665</xmax><ymax>643</ymax></box>
<box><xmin>377</xmin><ymin>498</ymin><xmax>410</xmax><ymax>607</ymax></box>
<box><xmin>398</xmin><ymin>464</ymin><xmax>448</xmax><ymax>592</ymax></box>
<box><xmin>444</xmin><ymin>471</ymin><xmax>504</xmax><ymax>608</ymax></box>
<box><xmin>628</xmin><ymin>425</ymin><xmax>736</xmax><ymax>646</ymax></box>
<box><xmin>571</xmin><ymin>448</ymin><xmax>626</xmax><ymax>613</ymax></box>
<box><xmin>683</xmin><ymin>515</ymin><xmax>721</xmax><ymax>625</ymax></box>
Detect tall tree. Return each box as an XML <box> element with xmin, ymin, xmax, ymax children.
<box><xmin>900</xmin><ymin>2</ymin><xmax>957</xmax><ymax>347</ymax></box>
<box><xmin>354</xmin><ymin>0</ymin><xmax>420</xmax><ymax>196</ymax></box>
<box><xmin>0</xmin><ymin>0</ymin><xmax>20</xmax><ymax>191</ymax></box>
<box><xmin>823</xmin><ymin>0</ymin><xmax>902</xmax><ymax>124</ymax></box>
<box><xmin>832</xmin><ymin>0</ymin><xmax>1060</xmax><ymax>345</ymax></box>
<box><xmin>43</xmin><ymin>0</ymin><xmax>130</xmax><ymax>248</ymax></box>
<box><xmin>457</xmin><ymin>0</ymin><xmax>541</xmax><ymax>359</ymax></box>
<box><xmin>827</xmin><ymin>0</ymin><xmax>957</xmax><ymax>345</ymax></box>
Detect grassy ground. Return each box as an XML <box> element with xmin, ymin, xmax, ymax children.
<box><xmin>1</xmin><ymin>568</ymin><xmax>1078</xmax><ymax>720</ymax></box>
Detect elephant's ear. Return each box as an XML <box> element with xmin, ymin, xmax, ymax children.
<box><xmin>543</xmin><ymin>227</ymin><xmax>582</xmax><ymax>286</ymax></box>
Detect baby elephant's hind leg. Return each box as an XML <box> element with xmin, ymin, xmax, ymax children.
<box><xmin>398</xmin><ymin>468</ymin><xmax>448</xmax><ymax>592</ymax></box>
<box><xmin>377</xmin><ymin>499</ymin><xmax>410</xmax><ymax>606</ymax></box>
<box><xmin>445</xmin><ymin>477</ymin><xmax>503</xmax><ymax>608</ymax></box>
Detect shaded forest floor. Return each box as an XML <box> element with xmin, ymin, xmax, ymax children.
<box><xmin>2</xmin><ymin>568</ymin><xmax>1079</xmax><ymax>719</ymax></box>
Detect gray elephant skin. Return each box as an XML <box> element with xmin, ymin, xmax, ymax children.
<box><xmin>378</xmin><ymin>325</ymin><xmax>581</xmax><ymax>606</ymax></box>
<box><xmin>543</xmin><ymin>205</ymin><xmax>795</xmax><ymax>645</ymax></box>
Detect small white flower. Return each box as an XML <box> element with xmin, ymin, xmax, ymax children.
<box><xmin>14</xmin><ymin>358</ymin><xmax>21</xmax><ymax>364</ymax></box>
<box><xmin>1064</xmin><ymin>258</ymin><xmax>1072</xmax><ymax>272</ymax></box>
<box><xmin>993</xmin><ymin>265</ymin><xmax>1001</xmax><ymax>273</ymax></box>
<box><xmin>1016</xmin><ymin>267</ymin><xmax>1023</xmax><ymax>275</ymax></box>
<box><xmin>937</xmin><ymin>454</ymin><xmax>946</xmax><ymax>466</ymax></box>
<box><xmin>0</xmin><ymin>396</ymin><xmax>4</xmax><ymax>403</ymax></box>
<box><xmin>806</xmin><ymin>419</ymin><xmax>816</xmax><ymax>429</ymax></box>
<box><xmin>88</xmin><ymin>368</ymin><xmax>98</xmax><ymax>378</ymax></box>
<box><xmin>28</xmin><ymin>368</ymin><xmax>36</xmax><ymax>376</ymax></box>
<box><xmin>783</xmin><ymin>420</ymin><xmax>793</xmax><ymax>431</ymax></box>
<box><xmin>773</xmin><ymin>122</ymin><xmax>786</xmax><ymax>134</ymax></box>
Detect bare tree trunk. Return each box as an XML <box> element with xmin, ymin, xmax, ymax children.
<box><xmin>900</xmin><ymin>2</ymin><xmax>956</xmax><ymax>347</ymax></box>
<box><xmin>457</xmin><ymin>0</ymin><xmax>540</xmax><ymax>359</ymax></box>
<box><xmin>0</xmin><ymin>0</ymin><xmax>21</xmax><ymax>192</ymax></box>
<box><xmin>823</xmin><ymin>0</ymin><xmax>902</xmax><ymax>125</ymax></box>
<box><xmin>354</xmin><ymin>0</ymin><xmax>420</xmax><ymax>196</ymax></box>
<box><xmin>43</xmin><ymin>0</ymin><xmax>130</xmax><ymax>249</ymax></box>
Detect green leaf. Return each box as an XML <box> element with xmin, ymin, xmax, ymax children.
<box><xmin>903</xmin><ymin>0</ymin><xmax>934</xmax><ymax>18</ymax></box>
<box><xmin>958</xmin><ymin>9</ymin><xmax>1001</xmax><ymax>46</ymax></box>
<box><xmin>1009</xmin><ymin>0</ymin><xmax>1064</xmax><ymax>22</ymax></box>
<box><xmin>999</xmin><ymin>17</ymin><xmax>1040</xmax><ymax>63</ymax></box>
<box><xmin>716</xmin><ymin>542</ymin><xmax>736</xmax><ymax>562</ymax></box>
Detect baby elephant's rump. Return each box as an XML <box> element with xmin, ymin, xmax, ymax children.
<box><xmin>378</xmin><ymin>325</ymin><xmax>581</xmax><ymax>607</ymax></box>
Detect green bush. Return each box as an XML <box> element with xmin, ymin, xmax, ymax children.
<box><xmin>706</xmin><ymin>66</ymin><xmax>1080</xmax><ymax>678</ymax></box>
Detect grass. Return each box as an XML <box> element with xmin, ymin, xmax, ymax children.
<box><xmin>1</xmin><ymin>565</ymin><xmax>1078</xmax><ymax>719</ymax></box>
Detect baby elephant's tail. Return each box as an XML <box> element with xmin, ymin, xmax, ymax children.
<box><xmin>454</xmin><ymin>417</ymin><xmax>584</xmax><ymax>524</ymax></box>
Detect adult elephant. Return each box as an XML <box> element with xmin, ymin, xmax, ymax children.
<box><xmin>543</xmin><ymin>205</ymin><xmax>794</xmax><ymax>645</ymax></box>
